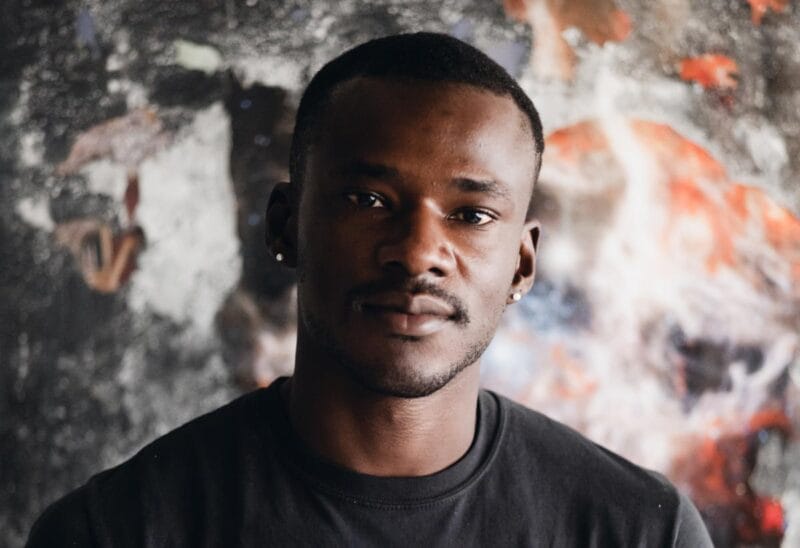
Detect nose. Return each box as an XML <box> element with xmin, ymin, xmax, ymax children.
<box><xmin>376</xmin><ymin>203</ymin><xmax>456</xmax><ymax>278</ymax></box>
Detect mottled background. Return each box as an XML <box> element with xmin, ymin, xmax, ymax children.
<box><xmin>2</xmin><ymin>1</ymin><xmax>799</xmax><ymax>546</ymax></box>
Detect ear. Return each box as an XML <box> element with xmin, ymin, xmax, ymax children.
<box><xmin>265</xmin><ymin>182</ymin><xmax>298</xmax><ymax>267</ymax></box>
<box><xmin>509</xmin><ymin>219</ymin><xmax>540</xmax><ymax>303</ymax></box>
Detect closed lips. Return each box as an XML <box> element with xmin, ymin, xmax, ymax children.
<box><xmin>359</xmin><ymin>293</ymin><xmax>455</xmax><ymax>318</ymax></box>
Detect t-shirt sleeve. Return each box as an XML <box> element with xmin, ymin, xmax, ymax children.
<box><xmin>26</xmin><ymin>486</ymin><xmax>97</xmax><ymax>548</ymax></box>
<box><xmin>672</xmin><ymin>491</ymin><xmax>713</xmax><ymax>547</ymax></box>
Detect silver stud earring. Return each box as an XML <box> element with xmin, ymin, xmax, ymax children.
<box><xmin>275</xmin><ymin>252</ymin><xmax>284</xmax><ymax>263</ymax></box>
<box><xmin>511</xmin><ymin>292</ymin><xmax>522</xmax><ymax>302</ymax></box>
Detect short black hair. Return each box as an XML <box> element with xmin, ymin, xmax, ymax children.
<box><xmin>289</xmin><ymin>32</ymin><xmax>544</xmax><ymax>188</ymax></box>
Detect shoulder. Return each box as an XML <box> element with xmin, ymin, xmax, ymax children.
<box><xmin>488</xmin><ymin>391</ymin><xmax>712</xmax><ymax>546</ymax></box>
<box><xmin>98</xmin><ymin>386</ymin><xmax>273</xmax><ymax>493</ymax></box>
<box><xmin>27</xmin><ymin>485</ymin><xmax>96</xmax><ymax>547</ymax></box>
<box><xmin>94</xmin><ymin>387</ymin><xmax>269</xmax><ymax>489</ymax></box>
<box><xmin>127</xmin><ymin>387</ymin><xmax>267</xmax><ymax>465</ymax></box>
<box><xmin>27</xmin><ymin>387</ymin><xmax>273</xmax><ymax>546</ymax></box>
<box><xmin>673</xmin><ymin>489</ymin><xmax>714</xmax><ymax>547</ymax></box>
<box><xmin>494</xmin><ymin>391</ymin><xmax>672</xmax><ymax>496</ymax></box>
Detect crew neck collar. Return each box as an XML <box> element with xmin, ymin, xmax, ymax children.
<box><xmin>258</xmin><ymin>377</ymin><xmax>504</xmax><ymax>508</ymax></box>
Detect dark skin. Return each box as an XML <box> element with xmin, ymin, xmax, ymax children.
<box><xmin>267</xmin><ymin>77</ymin><xmax>540</xmax><ymax>476</ymax></box>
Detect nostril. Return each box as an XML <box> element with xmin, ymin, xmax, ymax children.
<box><xmin>380</xmin><ymin>256</ymin><xmax>448</xmax><ymax>278</ymax></box>
<box><xmin>381</xmin><ymin>260</ymin><xmax>412</xmax><ymax>279</ymax></box>
<box><xmin>376</xmin><ymin>219</ymin><xmax>456</xmax><ymax>277</ymax></box>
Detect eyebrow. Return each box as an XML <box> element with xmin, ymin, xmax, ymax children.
<box><xmin>340</xmin><ymin>160</ymin><xmax>511</xmax><ymax>202</ymax></box>
<box><xmin>451</xmin><ymin>177</ymin><xmax>512</xmax><ymax>202</ymax></box>
<box><xmin>339</xmin><ymin>161</ymin><xmax>401</xmax><ymax>181</ymax></box>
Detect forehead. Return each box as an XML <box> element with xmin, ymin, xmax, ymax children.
<box><xmin>307</xmin><ymin>77</ymin><xmax>538</xmax><ymax>199</ymax></box>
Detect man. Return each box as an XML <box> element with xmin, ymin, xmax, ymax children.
<box><xmin>29</xmin><ymin>33</ymin><xmax>712</xmax><ymax>546</ymax></box>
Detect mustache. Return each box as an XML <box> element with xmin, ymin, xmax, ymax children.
<box><xmin>346</xmin><ymin>279</ymin><xmax>469</xmax><ymax>325</ymax></box>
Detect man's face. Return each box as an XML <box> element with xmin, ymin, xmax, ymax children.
<box><xmin>294</xmin><ymin>77</ymin><xmax>539</xmax><ymax>398</ymax></box>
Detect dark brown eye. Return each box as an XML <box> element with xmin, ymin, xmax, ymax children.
<box><xmin>345</xmin><ymin>191</ymin><xmax>385</xmax><ymax>208</ymax></box>
<box><xmin>451</xmin><ymin>209</ymin><xmax>494</xmax><ymax>226</ymax></box>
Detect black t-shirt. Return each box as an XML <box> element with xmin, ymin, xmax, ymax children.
<box><xmin>28</xmin><ymin>378</ymin><xmax>712</xmax><ymax>547</ymax></box>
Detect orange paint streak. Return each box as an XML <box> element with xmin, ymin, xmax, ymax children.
<box><xmin>725</xmin><ymin>184</ymin><xmax>800</xmax><ymax>279</ymax></box>
<box><xmin>762</xmin><ymin>200</ymin><xmax>800</xmax><ymax>250</ymax></box>
<box><xmin>551</xmin><ymin>1</ymin><xmax>632</xmax><ymax>45</ymax></box>
<box><xmin>545</xmin><ymin>120</ymin><xmax>609</xmax><ymax>163</ymax></box>
<box><xmin>607</xmin><ymin>9</ymin><xmax>633</xmax><ymax>44</ymax></box>
<box><xmin>685</xmin><ymin>436</ymin><xmax>741</xmax><ymax>506</ymax></box>
<box><xmin>56</xmin><ymin>108</ymin><xmax>166</xmax><ymax>175</ymax></box>
<box><xmin>747</xmin><ymin>408</ymin><xmax>792</xmax><ymax>435</ymax></box>
<box><xmin>109</xmin><ymin>228</ymin><xmax>146</xmax><ymax>289</ymax></box>
<box><xmin>503</xmin><ymin>0</ymin><xmax>529</xmax><ymax>22</ymax></box>
<box><xmin>503</xmin><ymin>0</ymin><xmax>631</xmax><ymax>80</ymax></box>
<box><xmin>631</xmin><ymin>120</ymin><xmax>728</xmax><ymax>181</ymax></box>
<box><xmin>679</xmin><ymin>54</ymin><xmax>739</xmax><ymax>90</ymax></box>
<box><xmin>746</xmin><ymin>0</ymin><xmax>789</xmax><ymax>25</ymax></box>
<box><xmin>627</xmin><ymin>121</ymin><xmax>740</xmax><ymax>273</ymax></box>
<box><xmin>726</xmin><ymin>184</ymin><xmax>752</xmax><ymax>219</ymax></box>
<box><xmin>669</xmin><ymin>178</ymin><xmax>737</xmax><ymax>272</ymax></box>
<box><xmin>547</xmin><ymin>118</ymin><xmax>800</xmax><ymax>280</ymax></box>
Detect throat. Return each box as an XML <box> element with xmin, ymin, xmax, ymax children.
<box><xmin>283</xmin><ymin>366</ymin><xmax>481</xmax><ymax>477</ymax></box>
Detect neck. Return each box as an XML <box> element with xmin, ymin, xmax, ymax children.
<box><xmin>283</xmin><ymin>333</ymin><xmax>481</xmax><ymax>477</ymax></box>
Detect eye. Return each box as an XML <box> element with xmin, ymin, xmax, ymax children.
<box><xmin>344</xmin><ymin>191</ymin><xmax>386</xmax><ymax>209</ymax></box>
<box><xmin>450</xmin><ymin>208</ymin><xmax>496</xmax><ymax>226</ymax></box>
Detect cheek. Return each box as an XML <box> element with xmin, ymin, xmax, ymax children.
<box><xmin>462</xmin><ymin>242</ymin><xmax>519</xmax><ymax>316</ymax></box>
<box><xmin>461</xmin><ymin>231</ymin><xmax>520</xmax><ymax>285</ymax></box>
<box><xmin>298</xmin><ymin>214</ymin><xmax>374</xmax><ymax>286</ymax></box>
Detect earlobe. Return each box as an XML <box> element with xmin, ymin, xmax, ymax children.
<box><xmin>265</xmin><ymin>182</ymin><xmax>298</xmax><ymax>267</ymax></box>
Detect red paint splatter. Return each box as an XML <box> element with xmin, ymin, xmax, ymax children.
<box><xmin>670</xmin><ymin>409</ymin><xmax>789</xmax><ymax>544</ymax></box>
<box><xmin>679</xmin><ymin>54</ymin><xmax>739</xmax><ymax>90</ymax></box>
<box><xmin>746</xmin><ymin>0</ymin><xmax>789</xmax><ymax>25</ymax></box>
<box><xmin>757</xmin><ymin>498</ymin><xmax>785</xmax><ymax>535</ymax></box>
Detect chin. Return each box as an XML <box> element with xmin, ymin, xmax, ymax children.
<box><xmin>335</xmin><ymin>334</ymin><xmax>490</xmax><ymax>399</ymax></box>
<box><xmin>343</xmin><ymin>359</ymin><xmax>470</xmax><ymax>399</ymax></box>
<box><xmin>299</xmin><ymin>303</ymin><xmax>493</xmax><ymax>398</ymax></box>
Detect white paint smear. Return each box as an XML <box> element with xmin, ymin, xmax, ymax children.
<box><xmin>129</xmin><ymin>103</ymin><xmax>241</xmax><ymax>335</ymax></box>
<box><xmin>15</xmin><ymin>195</ymin><xmax>54</xmax><ymax>231</ymax></box>
<box><xmin>174</xmin><ymin>39</ymin><xmax>223</xmax><ymax>74</ymax></box>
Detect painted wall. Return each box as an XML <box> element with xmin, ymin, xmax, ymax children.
<box><xmin>2</xmin><ymin>1</ymin><xmax>799</xmax><ymax>546</ymax></box>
